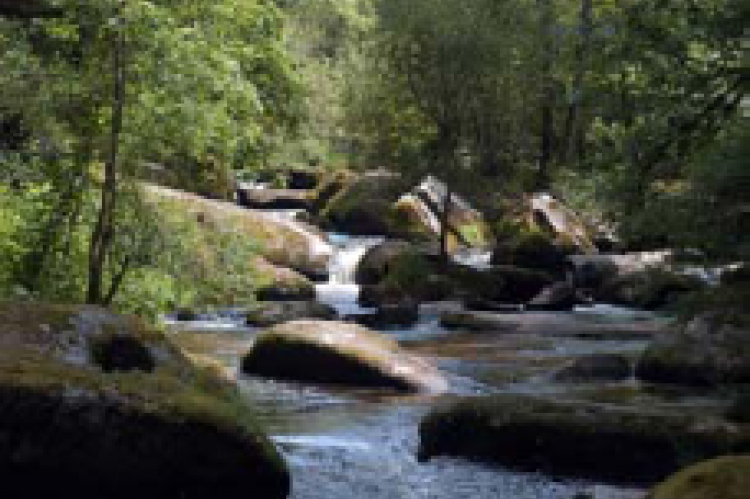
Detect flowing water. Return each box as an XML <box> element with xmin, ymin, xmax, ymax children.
<box><xmin>165</xmin><ymin>234</ymin><xmax>708</xmax><ymax>499</ymax></box>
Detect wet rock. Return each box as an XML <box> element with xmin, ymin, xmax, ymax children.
<box><xmin>355</xmin><ymin>240</ymin><xmax>413</xmax><ymax>285</ymax></box>
<box><xmin>636</xmin><ymin>314</ymin><xmax>750</xmax><ymax>386</ymax></box>
<box><xmin>351</xmin><ymin>303</ymin><xmax>419</xmax><ymax>330</ymax></box>
<box><xmin>236</xmin><ymin>186</ymin><xmax>311</xmax><ymax>210</ymax></box>
<box><xmin>530</xmin><ymin>193</ymin><xmax>598</xmax><ymax>254</ymax></box>
<box><xmin>440</xmin><ymin>312</ymin><xmax>520</xmax><ymax>332</ymax></box>
<box><xmin>0</xmin><ymin>302</ymin><xmax>289</xmax><ymax>499</ymax></box>
<box><xmin>645</xmin><ymin>455</ymin><xmax>750</xmax><ymax>499</ymax></box>
<box><xmin>254</xmin><ymin>257</ymin><xmax>317</xmax><ymax>301</ymax></box>
<box><xmin>246</xmin><ymin>301</ymin><xmax>337</xmax><ymax>327</ymax></box>
<box><xmin>555</xmin><ymin>354</ymin><xmax>633</xmax><ymax>382</ymax></box>
<box><xmin>241</xmin><ymin>320</ymin><xmax>448</xmax><ymax>393</ymax></box>
<box><xmin>287</xmin><ymin>168</ymin><xmax>320</xmax><ymax>190</ymax></box>
<box><xmin>526</xmin><ymin>281</ymin><xmax>577</xmax><ymax>311</ymax></box>
<box><xmin>418</xmin><ymin>393</ymin><xmax>750</xmax><ymax>484</ymax></box>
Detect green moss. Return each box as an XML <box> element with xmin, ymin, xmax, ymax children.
<box><xmin>647</xmin><ymin>455</ymin><xmax>750</xmax><ymax>499</ymax></box>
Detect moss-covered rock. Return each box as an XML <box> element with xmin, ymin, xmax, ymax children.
<box><xmin>636</xmin><ymin>314</ymin><xmax>750</xmax><ymax>386</ymax></box>
<box><xmin>477</xmin><ymin>265</ymin><xmax>554</xmax><ymax>303</ymax></box>
<box><xmin>491</xmin><ymin>231</ymin><xmax>575</xmax><ymax>277</ymax></box>
<box><xmin>246</xmin><ymin>301</ymin><xmax>337</xmax><ymax>327</ymax></box>
<box><xmin>646</xmin><ymin>455</ymin><xmax>750</xmax><ymax>499</ymax></box>
<box><xmin>355</xmin><ymin>240</ymin><xmax>413</xmax><ymax>285</ymax></box>
<box><xmin>418</xmin><ymin>393</ymin><xmax>750</xmax><ymax>484</ymax></box>
<box><xmin>143</xmin><ymin>183</ymin><xmax>331</xmax><ymax>281</ymax></box>
<box><xmin>253</xmin><ymin>257</ymin><xmax>317</xmax><ymax>301</ymax></box>
<box><xmin>241</xmin><ymin>320</ymin><xmax>448</xmax><ymax>393</ymax></box>
<box><xmin>318</xmin><ymin>171</ymin><xmax>408</xmax><ymax>236</ymax></box>
<box><xmin>0</xmin><ymin>302</ymin><xmax>289</xmax><ymax>499</ymax></box>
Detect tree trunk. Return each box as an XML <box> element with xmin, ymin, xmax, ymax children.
<box><xmin>87</xmin><ymin>27</ymin><xmax>123</xmax><ymax>305</ymax></box>
<box><xmin>535</xmin><ymin>0</ymin><xmax>555</xmax><ymax>191</ymax></box>
<box><xmin>560</xmin><ymin>0</ymin><xmax>592</xmax><ymax>165</ymax></box>
<box><xmin>439</xmin><ymin>182</ymin><xmax>452</xmax><ymax>267</ymax></box>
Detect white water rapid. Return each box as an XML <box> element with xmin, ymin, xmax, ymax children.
<box><xmin>315</xmin><ymin>234</ymin><xmax>384</xmax><ymax>316</ymax></box>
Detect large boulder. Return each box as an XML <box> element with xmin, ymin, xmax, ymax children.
<box><xmin>0</xmin><ymin>302</ymin><xmax>289</xmax><ymax>499</ymax></box>
<box><xmin>530</xmin><ymin>193</ymin><xmax>598</xmax><ymax>254</ymax></box>
<box><xmin>143</xmin><ymin>183</ymin><xmax>332</xmax><ymax>280</ymax></box>
<box><xmin>318</xmin><ymin>170</ymin><xmax>408</xmax><ymax>236</ymax></box>
<box><xmin>477</xmin><ymin>265</ymin><xmax>554</xmax><ymax>304</ymax></box>
<box><xmin>395</xmin><ymin>176</ymin><xmax>492</xmax><ymax>250</ymax></box>
<box><xmin>491</xmin><ymin>231</ymin><xmax>576</xmax><ymax>278</ymax></box>
<box><xmin>246</xmin><ymin>301</ymin><xmax>337</xmax><ymax>327</ymax></box>
<box><xmin>418</xmin><ymin>393</ymin><xmax>750</xmax><ymax>483</ymax></box>
<box><xmin>355</xmin><ymin>240</ymin><xmax>413</xmax><ymax>285</ymax></box>
<box><xmin>646</xmin><ymin>455</ymin><xmax>750</xmax><ymax>499</ymax></box>
<box><xmin>253</xmin><ymin>257</ymin><xmax>317</xmax><ymax>301</ymax></box>
<box><xmin>636</xmin><ymin>314</ymin><xmax>750</xmax><ymax>386</ymax></box>
<box><xmin>241</xmin><ymin>320</ymin><xmax>447</xmax><ymax>393</ymax></box>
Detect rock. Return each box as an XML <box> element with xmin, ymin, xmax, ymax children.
<box><xmin>175</xmin><ymin>308</ymin><xmax>200</xmax><ymax>321</ymax></box>
<box><xmin>309</xmin><ymin>170</ymin><xmax>353</xmax><ymax>214</ymax></box>
<box><xmin>319</xmin><ymin>170</ymin><xmax>408</xmax><ymax>236</ymax></box>
<box><xmin>0</xmin><ymin>302</ymin><xmax>289</xmax><ymax>499</ymax></box>
<box><xmin>351</xmin><ymin>303</ymin><xmax>419</xmax><ymax>330</ymax></box>
<box><xmin>440</xmin><ymin>312</ymin><xmax>520</xmax><ymax>332</ymax></box>
<box><xmin>236</xmin><ymin>186</ymin><xmax>311</xmax><ymax>210</ymax></box>
<box><xmin>555</xmin><ymin>354</ymin><xmax>633</xmax><ymax>382</ymax></box>
<box><xmin>478</xmin><ymin>265</ymin><xmax>554</xmax><ymax>303</ymax></box>
<box><xmin>418</xmin><ymin>393</ymin><xmax>750</xmax><ymax>483</ymax></box>
<box><xmin>597</xmin><ymin>268</ymin><xmax>704</xmax><ymax>310</ymax></box>
<box><xmin>355</xmin><ymin>240</ymin><xmax>413</xmax><ymax>285</ymax></box>
<box><xmin>526</xmin><ymin>281</ymin><xmax>577</xmax><ymax>311</ymax></box>
<box><xmin>246</xmin><ymin>301</ymin><xmax>337</xmax><ymax>327</ymax></box>
<box><xmin>646</xmin><ymin>455</ymin><xmax>750</xmax><ymax>499</ymax></box>
<box><xmin>491</xmin><ymin>231</ymin><xmax>575</xmax><ymax>277</ymax></box>
<box><xmin>241</xmin><ymin>320</ymin><xmax>447</xmax><ymax>393</ymax></box>
<box><xmin>396</xmin><ymin>176</ymin><xmax>492</xmax><ymax>250</ymax></box>
<box><xmin>143</xmin><ymin>183</ymin><xmax>332</xmax><ymax>280</ymax></box>
<box><xmin>636</xmin><ymin>314</ymin><xmax>750</xmax><ymax>386</ymax></box>
<box><xmin>254</xmin><ymin>257</ymin><xmax>317</xmax><ymax>301</ymax></box>
<box><xmin>530</xmin><ymin>193</ymin><xmax>598</xmax><ymax>254</ymax></box>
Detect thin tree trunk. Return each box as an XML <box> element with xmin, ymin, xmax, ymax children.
<box><xmin>560</xmin><ymin>0</ymin><xmax>592</xmax><ymax>165</ymax></box>
<box><xmin>87</xmin><ymin>26</ymin><xmax>123</xmax><ymax>305</ymax></box>
<box><xmin>536</xmin><ymin>0</ymin><xmax>555</xmax><ymax>191</ymax></box>
<box><xmin>439</xmin><ymin>182</ymin><xmax>452</xmax><ymax>267</ymax></box>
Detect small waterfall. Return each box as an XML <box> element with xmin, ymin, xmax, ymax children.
<box><xmin>315</xmin><ymin>234</ymin><xmax>384</xmax><ymax>316</ymax></box>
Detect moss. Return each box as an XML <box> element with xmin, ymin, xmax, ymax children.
<box><xmin>647</xmin><ymin>455</ymin><xmax>750</xmax><ymax>499</ymax></box>
<box><xmin>419</xmin><ymin>394</ymin><xmax>750</xmax><ymax>484</ymax></box>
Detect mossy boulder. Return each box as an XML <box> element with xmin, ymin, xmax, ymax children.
<box><xmin>0</xmin><ymin>302</ymin><xmax>289</xmax><ymax>499</ymax></box>
<box><xmin>477</xmin><ymin>265</ymin><xmax>554</xmax><ymax>303</ymax></box>
<box><xmin>254</xmin><ymin>256</ymin><xmax>317</xmax><ymax>301</ymax></box>
<box><xmin>355</xmin><ymin>240</ymin><xmax>413</xmax><ymax>285</ymax></box>
<box><xmin>646</xmin><ymin>455</ymin><xmax>750</xmax><ymax>499</ymax></box>
<box><xmin>418</xmin><ymin>393</ymin><xmax>750</xmax><ymax>484</ymax></box>
<box><xmin>636</xmin><ymin>314</ymin><xmax>750</xmax><ymax>386</ymax></box>
<box><xmin>241</xmin><ymin>320</ymin><xmax>448</xmax><ymax>393</ymax></box>
<box><xmin>491</xmin><ymin>231</ymin><xmax>576</xmax><ymax>277</ymax></box>
<box><xmin>318</xmin><ymin>171</ymin><xmax>408</xmax><ymax>235</ymax></box>
<box><xmin>143</xmin><ymin>184</ymin><xmax>331</xmax><ymax>281</ymax></box>
<box><xmin>246</xmin><ymin>301</ymin><xmax>337</xmax><ymax>327</ymax></box>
